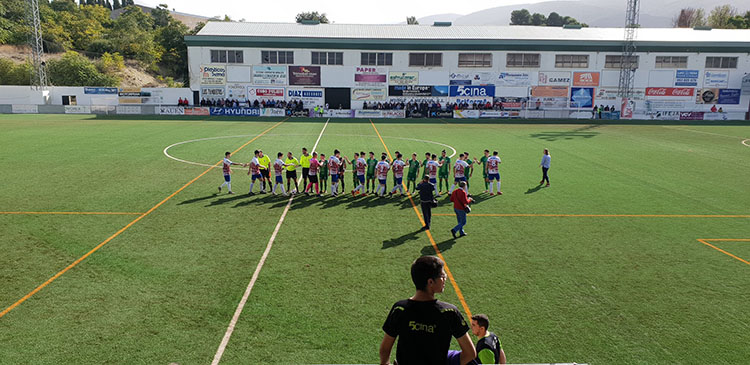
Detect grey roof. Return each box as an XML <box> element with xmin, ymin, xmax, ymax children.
<box><xmin>196</xmin><ymin>21</ymin><xmax>750</xmax><ymax>44</ymax></box>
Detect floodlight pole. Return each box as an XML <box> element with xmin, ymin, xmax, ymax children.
<box><xmin>27</xmin><ymin>0</ymin><xmax>48</xmax><ymax>90</ymax></box>
<box><xmin>617</xmin><ymin>0</ymin><xmax>640</xmax><ymax>101</ymax></box>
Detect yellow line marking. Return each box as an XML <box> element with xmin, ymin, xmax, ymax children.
<box><xmin>0</xmin><ymin>119</ymin><xmax>287</xmax><ymax>319</ymax></box>
<box><xmin>697</xmin><ymin>239</ymin><xmax>750</xmax><ymax>266</ymax></box>
<box><xmin>369</xmin><ymin>119</ymin><xmax>472</xmax><ymax>319</ymax></box>
<box><xmin>0</xmin><ymin>211</ymin><xmax>143</xmax><ymax>216</ymax></box>
<box><xmin>433</xmin><ymin>213</ymin><xmax>750</xmax><ymax>218</ymax></box>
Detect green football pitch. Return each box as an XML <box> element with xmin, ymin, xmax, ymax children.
<box><xmin>0</xmin><ymin>114</ymin><xmax>748</xmax><ymax>364</ymax></box>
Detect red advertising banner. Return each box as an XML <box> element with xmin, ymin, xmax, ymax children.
<box><xmin>646</xmin><ymin>87</ymin><xmax>695</xmax><ymax>97</ymax></box>
<box><xmin>573</xmin><ymin>72</ymin><xmax>600</xmax><ymax>86</ymax></box>
<box><xmin>253</xmin><ymin>88</ymin><xmax>284</xmax><ymax>97</ymax></box>
<box><xmin>289</xmin><ymin>66</ymin><xmax>321</xmax><ymax>86</ymax></box>
<box><xmin>184</xmin><ymin>107</ymin><xmax>210</xmax><ymax>116</ymax></box>
<box><xmin>531</xmin><ymin>86</ymin><xmax>569</xmax><ymax>97</ymax></box>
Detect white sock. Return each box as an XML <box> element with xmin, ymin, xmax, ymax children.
<box><xmin>399</xmin><ymin>185</ymin><xmax>404</xmax><ymax>194</ymax></box>
<box><xmin>490</xmin><ymin>182</ymin><xmax>494</xmax><ymax>194</ymax></box>
<box><xmin>249</xmin><ymin>182</ymin><xmax>254</xmax><ymax>192</ymax></box>
<box><xmin>359</xmin><ymin>184</ymin><xmax>365</xmax><ymax>193</ymax></box>
<box><xmin>449</xmin><ymin>183</ymin><xmax>456</xmax><ymax>193</ymax></box>
<box><xmin>497</xmin><ymin>181</ymin><xmax>501</xmax><ymax>192</ymax></box>
<box><xmin>434</xmin><ymin>184</ymin><xmax>439</xmax><ymax>195</ymax></box>
<box><xmin>390</xmin><ymin>185</ymin><xmax>398</xmax><ymax>193</ymax></box>
<box><xmin>280</xmin><ymin>184</ymin><xmax>286</xmax><ymax>194</ymax></box>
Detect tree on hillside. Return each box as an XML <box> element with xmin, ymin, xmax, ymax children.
<box><xmin>113</xmin><ymin>0</ymin><xmax>121</xmax><ymax>10</ymax></box>
<box><xmin>296</xmin><ymin>11</ymin><xmax>329</xmax><ymax>24</ymax></box>
<box><xmin>510</xmin><ymin>9</ymin><xmax>531</xmax><ymax>25</ymax></box>
<box><xmin>406</xmin><ymin>16</ymin><xmax>418</xmax><ymax>25</ymax></box>
<box><xmin>530</xmin><ymin>13</ymin><xmax>546</xmax><ymax>26</ymax></box>
<box><xmin>546</xmin><ymin>12</ymin><xmax>563</xmax><ymax>26</ymax></box>
<box><xmin>727</xmin><ymin>11</ymin><xmax>750</xmax><ymax>28</ymax></box>
<box><xmin>152</xmin><ymin>4</ymin><xmax>171</xmax><ymax>28</ymax></box>
<box><xmin>708</xmin><ymin>5</ymin><xmax>737</xmax><ymax>28</ymax></box>
<box><xmin>672</xmin><ymin>8</ymin><xmax>707</xmax><ymax>27</ymax></box>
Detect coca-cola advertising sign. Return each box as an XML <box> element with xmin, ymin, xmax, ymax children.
<box><xmin>646</xmin><ymin>87</ymin><xmax>694</xmax><ymax>97</ymax></box>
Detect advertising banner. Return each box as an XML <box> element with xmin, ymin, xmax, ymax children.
<box><xmin>252</xmin><ymin>66</ymin><xmax>287</xmax><ymax>85</ymax></box>
<box><xmin>158</xmin><ymin>106</ymin><xmax>185</xmax><ymax>115</ymax></box>
<box><xmin>453</xmin><ymin>110</ymin><xmax>480</xmax><ymax>119</ymax></box>
<box><xmin>184</xmin><ymin>107</ymin><xmax>210</xmax><ymax>116</ymax></box>
<box><xmin>118</xmin><ymin>87</ymin><xmax>149</xmax><ymax>104</ymax></box>
<box><xmin>449</xmin><ymin>85</ymin><xmax>495</xmax><ymax>97</ymax></box>
<box><xmin>64</xmin><ymin>105</ymin><xmax>91</xmax><ymax>114</ymax></box>
<box><xmin>703</xmin><ymin>71</ymin><xmax>729</xmax><ymax>88</ymax></box>
<box><xmin>449</xmin><ymin>72</ymin><xmax>472</xmax><ymax>86</ymax></box>
<box><xmin>496</xmin><ymin>72</ymin><xmax>530</xmax><ymax>87</ymax></box>
<box><xmin>675</xmin><ymin>70</ymin><xmax>699</xmax><ymax>87</ymax></box>
<box><xmin>531</xmin><ymin>86</ymin><xmax>568</xmax><ymax>97</ymax></box>
<box><xmin>209</xmin><ymin>107</ymin><xmax>262</xmax><ymax>116</ymax></box>
<box><xmin>91</xmin><ymin>105</ymin><xmax>115</xmax><ymax>114</ymax></box>
<box><xmin>621</xmin><ymin>98</ymin><xmax>634</xmax><ymax>119</ymax></box>
<box><xmin>382</xmin><ymin>110</ymin><xmax>406</xmax><ymax>118</ymax></box>
<box><xmin>201</xmin><ymin>86</ymin><xmax>225</xmax><ymax>99</ymax></box>
<box><xmin>389</xmin><ymin>72</ymin><xmax>419</xmax><ymax>85</ymax></box>
<box><xmin>352</xmin><ymin>88</ymin><xmax>386</xmax><ymax>101</ymax></box>
<box><xmin>497</xmin><ymin>97</ymin><xmax>528</xmax><ymax>109</ymax></box>
<box><xmin>452</xmin><ymin>97</ymin><xmax>493</xmax><ymax>106</ymax></box>
<box><xmin>647</xmin><ymin>111</ymin><xmax>681</xmax><ymax>120</ymax></box>
<box><xmin>11</xmin><ymin>105</ymin><xmax>38</xmax><ymax>114</ymax></box>
<box><xmin>645</xmin><ymin>87</ymin><xmax>694</xmax><ymax>98</ymax></box>
<box><xmin>248</xmin><ymin>87</ymin><xmax>285</xmax><ymax>101</ymax></box>
<box><xmin>479</xmin><ymin>111</ymin><xmax>507</xmax><ymax>118</ymax></box>
<box><xmin>645</xmin><ymin>100</ymin><xmax>693</xmax><ymax>110</ymax></box>
<box><xmin>289</xmin><ymin>66</ymin><xmax>321</xmax><ymax>86</ymax></box>
<box><xmin>388</xmin><ymin>85</ymin><xmax>432</xmax><ymax>97</ymax></box>
<box><xmin>679</xmin><ymin>112</ymin><xmax>705</xmax><ymax>120</ymax></box>
<box><xmin>573</xmin><ymin>72</ymin><xmax>600</xmax><ymax>87</ymax></box>
<box><xmin>354</xmin><ymin>110</ymin><xmax>384</xmax><ymax>118</ymax></box>
<box><xmin>696</xmin><ymin>88</ymin><xmax>720</xmax><ymax>104</ymax></box>
<box><xmin>742</xmin><ymin>74</ymin><xmax>750</xmax><ymax>95</ymax></box>
<box><xmin>538</xmin><ymin>71</ymin><xmax>571</xmax><ymax>86</ymax></box>
<box><xmin>704</xmin><ymin>112</ymin><xmax>728</xmax><ymax>121</ymax></box>
<box><xmin>226</xmin><ymin>84</ymin><xmax>248</xmax><ymax>100</ymax></box>
<box><xmin>287</xmin><ymin>88</ymin><xmax>324</xmax><ymax>107</ymax></box>
<box><xmin>448</xmin><ymin>72</ymin><xmax>494</xmax><ymax>85</ymax></box>
<box><xmin>84</xmin><ymin>87</ymin><xmax>118</xmax><ymax>94</ymax></box>
<box><xmin>449</xmin><ymin>80</ymin><xmax>472</xmax><ymax>86</ymax></box>
<box><xmin>261</xmin><ymin>108</ymin><xmax>286</xmax><ymax>117</ymax></box>
<box><xmin>529</xmin><ymin>97</ymin><xmax>568</xmax><ymax>109</ymax></box>
<box><xmin>596</xmin><ymin>88</ymin><xmax>645</xmax><ymax>100</ymax></box>
<box><xmin>200</xmin><ymin>64</ymin><xmax>226</xmax><ymax>85</ymax></box>
<box><xmin>717</xmin><ymin>89</ymin><xmax>741</xmax><ymax>104</ymax></box>
<box><xmin>354</xmin><ymin>67</ymin><xmax>388</xmax><ymax>86</ymax></box>
<box><xmin>570</xmin><ymin>87</ymin><xmax>595</xmax><ymax>108</ymax></box>
<box><xmin>325</xmin><ymin>109</ymin><xmax>354</xmax><ymax>118</ymax></box>
<box><xmin>115</xmin><ymin>105</ymin><xmax>141</xmax><ymax>115</ymax></box>
<box><xmin>432</xmin><ymin>85</ymin><xmax>449</xmax><ymax>97</ymax></box>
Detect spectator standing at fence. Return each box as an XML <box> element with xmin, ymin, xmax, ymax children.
<box><xmin>592</xmin><ymin>105</ymin><xmax>598</xmax><ymax>119</ymax></box>
<box><xmin>450</xmin><ymin>181</ymin><xmax>473</xmax><ymax>239</ymax></box>
<box><xmin>380</xmin><ymin>256</ymin><xmax>476</xmax><ymax>365</ymax></box>
<box><xmin>539</xmin><ymin>149</ymin><xmax>551</xmax><ymax>187</ymax></box>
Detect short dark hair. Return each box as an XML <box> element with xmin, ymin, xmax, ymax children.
<box><xmin>493</xmin><ymin>151</ymin><xmax>498</xmax><ymax>156</ymax></box>
<box><xmin>484</xmin><ymin>149</ymin><xmax>489</xmax><ymax>153</ymax></box>
<box><xmin>425</xmin><ymin>152</ymin><xmax>430</xmax><ymax>156</ymax></box>
<box><xmin>360</xmin><ymin>151</ymin><xmax>365</xmax><ymax>156</ymax></box>
<box><xmin>225</xmin><ymin>152</ymin><xmax>231</xmax><ymax>156</ymax></box>
<box><xmin>431</xmin><ymin>154</ymin><xmax>437</xmax><ymax>159</ymax></box>
<box><xmin>334</xmin><ymin>149</ymin><xmax>340</xmax><ymax>155</ymax></box>
<box><xmin>381</xmin><ymin>155</ymin><xmax>386</xmax><ymax>161</ymax></box>
<box><xmin>277</xmin><ymin>152</ymin><xmax>283</xmax><ymax>157</ymax></box>
<box><xmin>302</xmin><ymin>147</ymin><xmax>307</xmax><ymax>152</ymax></box>
<box><xmin>471</xmin><ymin>314</ymin><xmax>489</xmax><ymax>330</ymax></box>
<box><xmin>411</xmin><ymin>256</ymin><xmax>444</xmax><ymax>291</ymax></box>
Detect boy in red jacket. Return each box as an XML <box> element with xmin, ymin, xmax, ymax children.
<box><xmin>450</xmin><ymin>181</ymin><xmax>473</xmax><ymax>238</ymax></box>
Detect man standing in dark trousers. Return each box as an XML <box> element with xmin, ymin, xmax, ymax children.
<box><xmin>416</xmin><ymin>176</ymin><xmax>435</xmax><ymax>230</ymax></box>
<box><xmin>539</xmin><ymin>148</ymin><xmax>551</xmax><ymax>187</ymax></box>
<box><xmin>379</xmin><ymin>256</ymin><xmax>476</xmax><ymax>365</ymax></box>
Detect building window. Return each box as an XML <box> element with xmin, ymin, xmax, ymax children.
<box><xmin>605</xmin><ymin>55</ymin><xmax>639</xmax><ymax>69</ymax></box>
<box><xmin>312</xmin><ymin>52</ymin><xmax>343</xmax><ymax>65</ymax></box>
<box><xmin>210</xmin><ymin>50</ymin><xmax>243</xmax><ymax>64</ymax></box>
<box><xmin>458</xmin><ymin>53</ymin><xmax>492</xmax><ymax>67</ymax></box>
<box><xmin>555</xmin><ymin>54</ymin><xmax>589</xmax><ymax>68</ymax></box>
<box><xmin>262</xmin><ymin>50</ymin><xmax>294</xmax><ymax>64</ymax></box>
<box><xmin>506</xmin><ymin>53</ymin><xmax>540</xmax><ymax>68</ymax></box>
<box><xmin>655</xmin><ymin>56</ymin><xmax>687</xmax><ymax>68</ymax></box>
<box><xmin>705</xmin><ymin>56</ymin><xmax>737</xmax><ymax>69</ymax></box>
<box><xmin>361</xmin><ymin>52</ymin><xmax>393</xmax><ymax>66</ymax></box>
<box><xmin>409</xmin><ymin>53</ymin><xmax>442</xmax><ymax>67</ymax></box>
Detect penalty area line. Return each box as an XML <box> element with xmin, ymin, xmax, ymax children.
<box><xmin>211</xmin><ymin>118</ymin><xmax>329</xmax><ymax>365</ymax></box>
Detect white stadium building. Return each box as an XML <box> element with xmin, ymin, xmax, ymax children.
<box><xmin>185</xmin><ymin>21</ymin><xmax>750</xmax><ymax>120</ymax></box>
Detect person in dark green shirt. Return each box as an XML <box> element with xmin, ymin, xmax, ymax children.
<box><xmin>366</xmin><ymin>151</ymin><xmax>377</xmax><ymax>193</ymax></box>
<box><xmin>464</xmin><ymin>152</ymin><xmax>474</xmax><ymax>191</ymax></box>
<box><xmin>319</xmin><ymin>153</ymin><xmax>329</xmax><ymax>193</ymax></box>
<box><xmin>438</xmin><ymin>150</ymin><xmax>451</xmax><ymax>195</ymax></box>
<box><xmin>421</xmin><ymin>152</ymin><xmax>431</xmax><ymax>179</ymax></box>
<box><xmin>474</xmin><ymin>149</ymin><xmax>490</xmax><ymax>193</ymax></box>
<box><xmin>406</xmin><ymin>153</ymin><xmax>421</xmax><ymax>193</ymax></box>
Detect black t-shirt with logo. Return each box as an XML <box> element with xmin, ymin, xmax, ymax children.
<box><xmin>382</xmin><ymin>299</ymin><xmax>470</xmax><ymax>364</ymax></box>
<box><xmin>476</xmin><ymin>332</ymin><xmax>503</xmax><ymax>364</ymax></box>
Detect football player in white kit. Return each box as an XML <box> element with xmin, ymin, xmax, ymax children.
<box><xmin>487</xmin><ymin>151</ymin><xmax>502</xmax><ymax>196</ymax></box>
<box><xmin>388</xmin><ymin>153</ymin><xmax>407</xmax><ymax>197</ymax></box>
<box><xmin>449</xmin><ymin>153</ymin><xmax>469</xmax><ymax>194</ymax></box>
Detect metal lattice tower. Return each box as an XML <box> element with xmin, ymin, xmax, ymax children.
<box><xmin>617</xmin><ymin>0</ymin><xmax>640</xmax><ymax>98</ymax></box>
<box><xmin>26</xmin><ymin>0</ymin><xmax>48</xmax><ymax>89</ymax></box>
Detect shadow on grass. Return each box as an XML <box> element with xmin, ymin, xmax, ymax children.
<box><xmin>525</xmin><ymin>184</ymin><xmax>544</xmax><ymax>194</ymax></box>
<box><xmin>205</xmin><ymin>193</ymin><xmax>249</xmax><ymax>207</ymax></box>
<box><xmin>530</xmin><ymin>124</ymin><xmax>602</xmax><ymax>141</ymax></box>
<box><xmin>421</xmin><ymin>238</ymin><xmax>457</xmax><ymax>255</ymax></box>
<box><xmin>382</xmin><ymin>228</ymin><xmax>424</xmax><ymax>249</ymax></box>
<box><xmin>178</xmin><ymin>193</ymin><xmax>218</xmax><ymax>205</ymax></box>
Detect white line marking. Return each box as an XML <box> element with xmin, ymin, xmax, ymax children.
<box><xmin>664</xmin><ymin>126</ymin><xmax>748</xmax><ymax>140</ymax></box>
<box><xmin>211</xmin><ymin>119</ymin><xmax>329</xmax><ymax>365</ymax></box>
<box><xmin>163</xmin><ymin>132</ymin><xmax>457</xmax><ymax>167</ymax></box>
<box><xmin>742</xmin><ymin>139</ymin><xmax>750</xmax><ymax>147</ymax></box>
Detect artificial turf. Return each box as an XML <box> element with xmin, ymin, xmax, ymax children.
<box><xmin>0</xmin><ymin>114</ymin><xmax>748</xmax><ymax>364</ymax></box>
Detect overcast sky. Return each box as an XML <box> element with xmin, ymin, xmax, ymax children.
<box><xmin>135</xmin><ymin>0</ymin><xmax>551</xmax><ymax>24</ymax></box>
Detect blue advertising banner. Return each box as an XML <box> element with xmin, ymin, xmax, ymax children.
<box><xmin>287</xmin><ymin>89</ymin><xmax>323</xmax><ymax>98</ymax></box>
<box><xmin>84</xmin><ymin>87</ymin><xmax>118</xmax><ymax>94</ymax></box>
<box><xmin>570</xmin><ymin>87</ymin><xmax>595</xmax><ymax>108</ymax></box>
<box><xmin>210</xmin><ymin>107</ymin><xmax>262</xmax><ymax>116</ymax></box>
<box><xmin>432</xmin><ymin>86</ymin><xmax>449</xmax><ymax>97</ymax></box>
<box><xmin>675</xmin><ymin>70</ymin><xmax>699</xmax><ymax>86</ymax></box>
<box><xmin>717</xmin><ymin>89</ymin><xmax>741</xmax><ymax>105</ymax></box>
<box><xmin>449</xmin><ymin>85</ymin><xmax>495</xmax><ymax>97</ymax></box>
<box><xmin>449</xmin><ymin>80</ymin><xmax>472</xmax><ymax>86</ymax></box>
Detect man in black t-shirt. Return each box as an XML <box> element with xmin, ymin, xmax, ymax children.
<box><xmin>416</xmin><ymin>176</ymin><xmax>435</xmax><ymax>230</ymax></box>
<box><xmin>447</xmin><ymin>313</ymin><xmax>506</xmax><ymax>364</ymax></box>
<box><xmin>379</xmin><ymin>256</ymin><xmax>476</xmax><ymax>365</ymax></box>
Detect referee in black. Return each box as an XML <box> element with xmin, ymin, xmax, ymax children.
<box><xmin>416</xmin><ymin>176</ymin><xmax>436</xmax><ymax>230</ymax></box>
